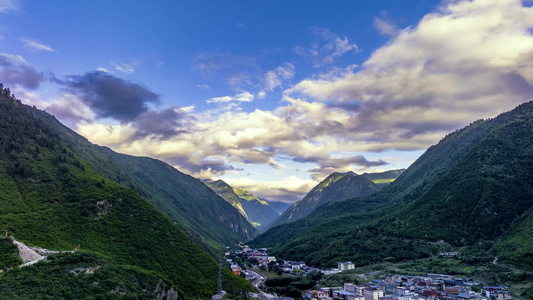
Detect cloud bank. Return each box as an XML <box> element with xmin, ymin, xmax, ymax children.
<box><xmin>7</xmin><ymin>0</ymin><xmax>533</xmax><ymax>202</ymax></box>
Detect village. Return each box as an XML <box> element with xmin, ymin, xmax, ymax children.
<box><xmin>224</xmin><ymin>245</ymin><xmax>512</xmax><ymax>300</ymax></box>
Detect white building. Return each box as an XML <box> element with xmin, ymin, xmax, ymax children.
<box><xmin>338</xmin><ymin>261</ymin><xmax>355</xmax><ymax>271</ymax></box>
<box><xmin>363</xmin><ymin>288</ymin><xmax>383</xmax><ymax>300</ymax></box>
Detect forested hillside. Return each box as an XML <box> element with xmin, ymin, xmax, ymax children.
<box><xmin>205</xmin><ymin>179</ymin><xmax>249</xmax><ymax>219</ymax></box>
<box><xmin>27</xmin><ymin>99</ymin><xmax>256</xmax><ymax>253</ymax></box>
<box><xmin>206</xmin><ymin>180</ymin><xmax>281</xmax><ymax>230</ymax></box>
<box><xmin>270</xmin><ymin>170</ymin><xmax>403</xmax><ymax>228</ymax></box>
<box><xmin>0</xmin><ymin>88</ymin><xmax>252</xmax><ymax>299</ymax></box>
<box><xmin>253</xmin><ymin>101</ymin><xmax>533</xmax><ymax>273</ymax></box>
<box><xmin>234</xmin><ymin>187</ymin><xmax>281</xmax><ymax>231</ymax></box>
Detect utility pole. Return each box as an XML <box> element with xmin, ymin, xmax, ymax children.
<box><xmin>217</xmin><ymin>257</ymin><xmax>222</xmax><ymax>295</ymax></box>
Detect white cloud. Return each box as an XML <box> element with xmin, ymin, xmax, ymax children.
<box><xmin>196</xmin><ymin>84</ymin><xmax>210</xmax><ymax>90</ymax></box>
<box><xmin>96</xmin><ymin>67</ymin><xmax>113</xmax><ymax>73</ymax></box>
<box><xmin>262</xmin><ymin>62</ymin><xmax>295</xmax><ymax>93</ymax></box>
<box><xmin>223</xmin><ymin>176</ymin><xmax>317</xmax><ymax>202</ymax></box>
<box><xmin>20</xmin><ymin>38</ymin><xmax>55</xmax><ymax>52</ymax></box>
<box><xmin>0</xmin><ymin>0</ymin><xmax>18</xmax><ymax>13</ymax></box>
<box><xmin>314</xmin><ymin>28</ymin><xmax>359</xmax><ymax>64</ymax></box>
<box><xmin>17</xmin><ymin>0</ymin><xmax>533</xmax><ymax>202</ymax></box>
<box><xmin>289</xmin><ymin>0</ymin><xmax>533</xmax><ymax>146</ymax></box>
<box><xmin>112</xmin><ymin>62</ymin><xmax>134</xmax><ymax>74</ymax></box>
<box><xmin>206</xmin><ymin>91</ymin><xmax>254</xmax><ymax>103</ymax></box>
<box><xmin>373</xmin><ymin>14</ymin><xmax>399</xmax><ymax>37</ymax></box>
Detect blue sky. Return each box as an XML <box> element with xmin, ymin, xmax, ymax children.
<box><xmin>2</xmin><ymin>0</ymin><xmax>533</xmax><ymax>202</ymax></box>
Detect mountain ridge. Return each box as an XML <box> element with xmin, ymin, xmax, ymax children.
<box><xmin>206</xmin><ymin>180</ymin><xmax>281</xmax><ymax>231</ymax></box>
<box><xmin>252</xmin><ymin>100</ymin><xmax>533</xmax><ymax>275</ymax></box>
<box><xmin>0</xmin><ymin>89</ymin><xmax>253</xmax><ymax>298</ymax></box>
<box><xmin>269</xmin><ymin>169</ymin><xmax>404</xmax><ymax>228</ymax></box>
<box><xmin>26</xmin><ymin>104</ymin><xmax>257</xmax><ymax>252</ymax></box>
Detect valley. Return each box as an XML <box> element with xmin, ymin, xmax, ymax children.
<box><xmin>0</xmin><ymin>88</ymin><xmax>532</xmax><ymax>299</ymax></box>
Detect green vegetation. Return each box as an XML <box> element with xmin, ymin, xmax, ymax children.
<box><xmin>252</xmin><ymin>101</ymin><xmax>533</xmax><ymax>297</ymax></box>
<box><xmin>270</xmin><ymin>170</ymin><xmax>404</xmax><ymax>228</ymax></box>
<box><xmin>205</xmin><ymin>179</ymin><xmax>249</xmax><ymax>219</ymax></box>
<box><xmin>0</xmin><ymin>88</ymin><xmax>253</xmax><ymax>299</ymax></box>
<box><xmin>263</xmin><ymin>272</ymin><xmax>323</xmax><ymax>299</ymax></box>
<box><xmin>371</xmin><ymin>178</ymin><xmax>395</xmax><ymax>184</ymax></box>
<box><xmin>29</xmin><ymin>103</ymin><xmax>256</xmax><ymax>253</ymax></box>
<box><xmin>0</xmin><ymin>251</ymin><xmax>176</xmax><ymax>299</ymax></box>
<box><xmin>0</xmin><ymin>238</ymin><xmax>22</xmax><ymax>270</ymax></box>
<box><xmin>207</xmin><ymin>180</ymin><xmax>280</xmax><ymax>231</ymax></box>
<box><xmin>251</xmin><ymin>267</ymin><xmax>281</xmax><ymax>279</ymax></box>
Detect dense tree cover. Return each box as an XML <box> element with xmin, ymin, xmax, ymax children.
<box><xmin>0</xmin><ymin>252</ymin><xmax>177</xmax><ymax>299</ymax></box>
<box><xmin>0</xmin><ymin>238</ymin><xmax>22</xmax><ymax>270</ymax></box>
<box><xmin>264</xmin><ymin>272</ymin><xmax>323</xmax><ymax>299</ymax></box>
<box><xmin>385</xmin><ymin>103</ymin><xmax>533</xmax><ymax>243</ymax></box>
<box><xmin>253</xmin><ymin>101</ymin><xmax>533</xmax><ymax>279</ymax></box>
<box><xmin>494</xmin><ymin>205</ymin><xmax>533</xmax><ymax>269</ymax></box>
<box><xmin>28</xmin><ymin>102</ymin><xmax>256</xmax><ymax>253</ymax></box>
<box><xmin>0</xmin><ymin>89</ymin><xmax>253</xmax><ymax>299</ymax></box>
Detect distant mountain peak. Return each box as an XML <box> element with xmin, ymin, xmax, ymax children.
<box><xmin>206</xmin><ymin>182</ymin><xmax>282</xmax><ymax>232</ymax></box>
<box><xmin>269</xmin><ymin>169</ymin><xmax>403</xmax><ymax>227</ymax></box>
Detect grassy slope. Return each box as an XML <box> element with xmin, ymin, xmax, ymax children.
<box><xmin>0</xmin><ymin>91</ymin><xmax>252</xmax><ymax>299</ymax></box>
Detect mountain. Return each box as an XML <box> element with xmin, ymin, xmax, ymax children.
<box><xmin>252</xmin><ymin>101</ymin><xmax>533</xmax><ymax>273</ymax></box>
<box><xmin>27</xmin><ymin>101</ymin><xmax>257</xmax><ymax>252</ymax></box>
<box><xmin>0</xmin><ymin>88</ymin><xmax>253</xmax><ymax>298</ymax></box>
<box><xmin>267</xmin><ymin>200</ymin><xmax>291</xmax><ymax>214</ymax></box>
<box><xmin>233</xmin><ymin>187</ymin><xmax>281</xmax><ymax>231</ymax></box>
<box><xmin>253</xmin><ymin>116</ymin><xmax>504</xmax><ymax>250</ymax></box>
<box><xmin>269</xmin><ymin>170</ymin><xmax>403</xmax><ymax>228</ymax></box>
<box><xmin>205</xmin><ymin>180</ymin><xmax>249</xmax><ymax>219</ymax></box>
<box><xmin>382</xmin><ymin>101</ymin><xmax>533</xmax><ymax>242</ymax></box>
<box><xmin>206</xmin><ymin>180</ymin><xmax>281</xmax><ymax>231</ymax></box>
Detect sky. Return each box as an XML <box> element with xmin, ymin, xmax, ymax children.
<box><xmin>2</xmin><ymin>0</ymin><xmax>533</xmax><ymax>203</ymax></box>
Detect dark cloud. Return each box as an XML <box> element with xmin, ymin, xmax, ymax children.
<box><xmin>0</xmin><ymin>54</ymin><xmax>44</xmax><ymax>89</ymax></box>
<box><xmin>167</xmin><ymin>156</ymin><xmax>241</xmax><ymax>177</ymax></box>
<box><xmin>134</xmin><ymin>108</ymin><xmax>196</xmax><ymax>139</ymax></box>
<box><xmin>295</xmin><ymin>154</ymin><xmax>388</xmax><ymax>169</ymax></box>
<box><xmin>58</xmin><ymin>71</ymin><xmax>160</xmax><ymax>122</ymax></box>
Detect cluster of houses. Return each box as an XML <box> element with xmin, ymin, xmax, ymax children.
<box><xmin>304</xmin><ymin>274</ymin><xmax>511</xmax><ymax>300</ymax></box>
<box><xmin>228</xmin><ymin>246</ymin><xmax>513</xmax><ymax>300</ymax></box>
<box><xmin>235</xmin><ymin>247</ymin><xmax>276</xmax><ymax>265</ymax></box>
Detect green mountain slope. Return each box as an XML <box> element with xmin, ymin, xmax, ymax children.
<box><xmin>205</xmin><ymin>180</ymin><xmax>249</xmax><ymax>219</ymax></box>
<box><xmin>101</xmin><ymin>152</ymin><xmax>256</xmax><ymax>247</ymax></box>
<box><xmin>0</xmin><ymin>89</ymin><xmax>252</xmax><ymax>299</ymax></box>
<box><xmin>385</xmin><ymin>101</ymin><xmax>533</xmax><ymax>243</ymax></box>
<box><xmin>27</xmin><ymin>101</ymin><xmax>256</xmax><ymax>252</ymax></box>
<box><xmin>270</xmin><ymin>170</ymin><xmax>402</xmax><ymax>228</ymax></box>
<box><xmin>233</xmin><ymin>187</ymin><xmax>281</xmax><ymax>231</ymax></box>
<box><xmin>267</xmin><ymin>200</ymin><xmax>291</xmax><ymax>214</ymax></box>
<box><xmin>206</xmin><ymin>180</ymin><xmax>281</xmax><ymax>231</ymax></box>
<box><xmin>252</xmin><ymin>101</ymin><xmax>533</xmax><ymax>272</ymax></box>
<box><xmin>254</xmin><ymin>117</ymin><xmax>503</xmax><ymax>248</ymax></box>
